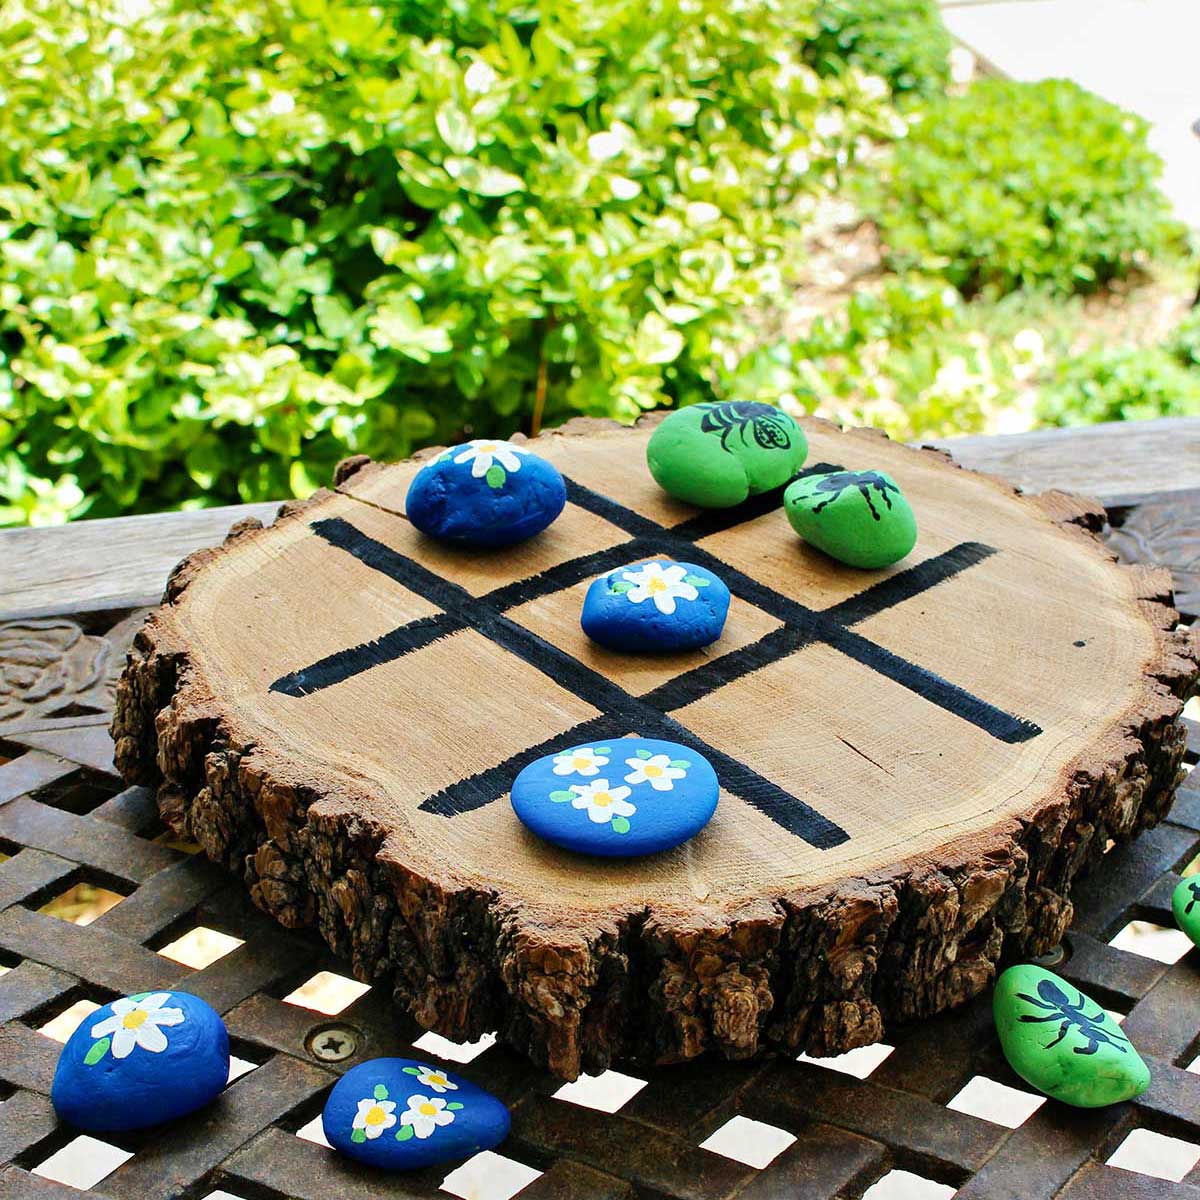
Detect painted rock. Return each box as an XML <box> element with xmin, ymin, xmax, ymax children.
<box><xmin>405</xmin><ymin>439</ymin><xmax>566</xmax><ymax>547</ymax></box>
<box><xmin>510</xmin><ymin>737</ymin><xmax>718</xmax><ymax>857</ymax></box>
<box><xmin>784</xmin><ymin>469</ymin><xmax>917</xmax><ymax>569</ymax></box>
<box><xmin>993</xmin><ymin>965</ymin><xmax>1151</xmax><ymax>1108</ymax></box>
<box><xmin>51</xmin><ymin>990</ymin><xmax>229</xmax><ymax>1132</ymax></box>
<box><xmin>323</xmin><ymin>1058</ymin><xmax>509</xmax><ymax>1170</ymax></box>
<box><xmin>1172</xmin><ymin>875</ymin><xmax>1200</xmax><ymax>947</ymax></box>
<box><xmin>646</xmin><ymin>401</ymin><xmax>808</xmax><ymax>508</ymax></box>
<box><xmin>581</xmin><ymin>560</ymin><xmax>730</xmax><ymax>652</ymax></box>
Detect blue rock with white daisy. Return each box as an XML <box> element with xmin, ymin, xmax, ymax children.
<box><xmin>51</xmin><ymin>990</ymin><xmax>229</xmax><ymax>1133</ymax></box>
<box><xmin>510</xmin><ymin>737</ymin><xmax>719</xmax><ymax>857</ymax></box>
<box><xmin>581</xmin><ymin>560</ymin><xmax>730</xmax><ymax>653</ymax></box>
<box><xmin>405</xmin><ymin>438</ymin><xmax>567</xmax><ymax>547</ymax></box>
<box><xmin>322</xmin><ymin>1058</ymin><xmax>510</xmax><ymax>1171</ymax></box>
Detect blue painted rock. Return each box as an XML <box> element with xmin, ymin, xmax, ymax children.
<box><xmin>580</xmin><ymin>560</ymin><xmax>730</xmax><ymax>652</ymax></box>
<box><xmin>993</xmin><ymin>965</ymin><xmax>1151</xmax><ymax>1107</ymax></box>
<box><xmin>1172</xmin><ymin>875</ymin><xmax>1200</xmax><ymax>947</ymax></box>
<box><xmin>323</xmin><ymin>1058</ymin><xmax>510</xmax><ymax>1170</ymax></box>
<box><xmin>510</xmin><ymin>737</ymin><xmax>718</xmax><ymax>857</ymax></box>
<box><xmin>405</xmin><ymin>439</ymin><xmax>566</xmax><ymax>547</ymax></box>
<box><xmin>51</xmin><ymin>991</ymin><xmax>229</xmax><ymax>1132</ymax></box>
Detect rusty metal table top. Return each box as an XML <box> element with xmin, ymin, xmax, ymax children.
<box><xmin>0</xmin><ymin>420</ymin><xmax>1198</xmax><ymax>1200</ymax></box>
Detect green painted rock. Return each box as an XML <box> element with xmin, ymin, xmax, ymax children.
<box><xmin>1171</xmin><ymin>876</ymin><xmax>1200</xmax><ymax>947</ymax></box>
<box><xmin>646</xmin><ymin>402</ymin><xmax>808</xmax><ymax>508</ymax></box>
<box><xmin>993</xmin><ymin>965</ymin><xmax>1150</xmax><ymax>1108</ymax></box>
<box><xmin>784</xmin><ymin>469</ymin><xmax>917</xmax><ymax>569</ymax></box>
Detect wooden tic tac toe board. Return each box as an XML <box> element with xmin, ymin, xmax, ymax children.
<box><xmin>113</xmin><ymin>416</ymin><xmax>1196</xmax><ymax>1079</ymax></box>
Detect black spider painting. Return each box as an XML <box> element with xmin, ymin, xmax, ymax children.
<box><xmin>699</xmin><ymin>402</ymin><xmax>794</xmax><ymax>453</ymax></box>
<box><xmin>1016</xmin><ymin>978</ymin><xmax>1131</xmax><ymax>1056</ymax></box>
<box><xmin>805</xmin><ymin>470</ymin><xmax>901</xmax><ymax>521</ymax></box>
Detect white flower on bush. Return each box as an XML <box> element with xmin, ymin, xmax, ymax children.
<box><xmin>570</xmin><ymin>779</ymin><xmax>636</xmax><ymax>825</ymax></box>
<box><xmin>353</xmin><ymin>1095</ymin><xmax>398</xmax><ymax>1140</ymax></box>
<box><xmin>453</xmin><ymin>439</ymin><xmax>526</xmax><ymax>479</ymax></box>
<box><xmin>400</xmin><ymin>1094</ymin><xmax>456</xmax><ymax>1139</ymax></box>
<box><xmin>89</xmin><ymin>993</ymin><xmax>185</xmax><ymax>1059</ymax></box>
<box><xmin>621</xmin><ymin>562</ymin><xmax>699</xmax><ymax>615</ymax></box>
<box><xmin>624</xmin><ymin>753</ymin><xmax>687</xmax><ymax>792</ymax></box>
<box><xmin>552</xmin><ymin>746</ymin><xmax>610</xmax><ymax>777</ymax></box>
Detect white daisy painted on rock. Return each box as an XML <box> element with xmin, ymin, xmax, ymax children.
<box><xmin>569</xmin><ymin>779</ymin><xmax>636</xmax><ymax>828</ymax></box>
<box><xmin>352</xmin><ymin>1089</ymin><xmax>398</xmax><ymax>1141</ymax></box>
<box><xmin>551</xmin><ymin>746</ymin><xmax>611</xmax><ymax>777</ymax></box>
<box><xmin>87</xmin><ymin>992</ymin><xmax>185</xmax><ymax>1062</ymax></box>
<box><xmin>624</xmin><ymin>752</ymin><xmax>689</xmax><ymax>791</ymax></box>
<box><xmin>400</xmin><ymin>1093</ymin><xmax>457</xmax><ymax>1139</ymax></box>
<box><xmin>451</xmin><ymin>439</ymin><xmax>527</xmax><ymax>486</ymax></box>
<box><xmin>619</xmin><ymin>562</ymin><xmax>699</xmax><ymax>615</ymax></box>
<box><xmin>403</xmin><ymin>1063</ymin><xmax>458</xmax><ymax>1093</ymax></box>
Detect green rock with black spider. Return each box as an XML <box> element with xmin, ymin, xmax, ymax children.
<box><xmin>647</xmin><ymin>402</ymin><xmax>808</xmax><ymax>508</ymax></box>
<box><xmin>784</xmin><ymin>468</ymin><xmax>917</xmax><ymax>569</ymax></box>
<box><xmin>1172</xmin><ymin>875</ymin><xmax>1200</xmax><ymax>948</ymax></box>
<box><xmin>993</xmin><ymin>964</ymin><xmax>1151</xmax><ymax>1108</ymax></box>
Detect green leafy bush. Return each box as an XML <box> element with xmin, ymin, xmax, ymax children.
<box><xmin>1164</xmin><ymin>305</ymin><xmax>1200</xmax><ymax>369</ymax></box>
<box><xmin>805</xmin><ymin>0</ymin><xmax>952</xmax><ymax>102</ymax></box>
<box><xmin>869</xmin><ymin>79</ymin><xmax>1181</xmax><ymax>298</ymax></box>
<box><xmin>0</xmin><ymin>0</ymin><xmax>897</xmax><ymax>525</ymax></box>
<box><xmin>1037</xmin><ymin>345</ymin><xmax>1200</xmax><ymax>426</ymax></box>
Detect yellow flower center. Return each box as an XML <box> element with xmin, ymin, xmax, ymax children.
<box><xmin>122</xmin><ymin>1009</ymin><xmax>150</xmax><ymax>1030</ymax></box>
<box><xmin>477</xmin><ymin>442</ymin><xmax>497</xmax><ymax>453</ymax></box>
<box><xmin>365</xmin><ymin>1105</ymin><xmax>387</xmax><ymax>1126</ymax></box>
<box><xmin>426</xmin><ymin>1074</ymin><xmax>447</xmax><ymax>1087</ymax></box>
<box><xmin>572</xmin><ymin>756</ymin><xmax>591</xmax><ymax>769</ymax></box>
<box><xmin>644</xmin><ymin>764</ymin><xmax>664</xmax><ymax>777</ymax></box>
<box><xmin>593</xmin><ymin>792</ymin><xmax>613</xmax><ymax>808</ymax></box>
<box><xmin>419</xmin><ymin>1102</ymin><xmax>438</xmax><ymax>1116</ymax></box>
<box><xmin>647</xmin><ymin>576</ymin><xmax>668</xmax><ymax>594</ymax></box>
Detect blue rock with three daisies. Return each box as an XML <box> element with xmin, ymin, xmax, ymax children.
<box><xmin>510</xmin><ymin>737</ymin><xmax>719</xmax><ymax>857</ymax></box>
<box><xmin>51</xmin><ymin>990</ymin><xmax>229</xmax><ymax>1132</ymax></box>
<box><xmin>322</xmin><ymin>1058</ymin><xmax>510</xmax><ymax>1170</ymax></box>
<box><xmin>581</xmin><ymin>560</ymin><xmax>730</xmax><ymax>652</ymax></box>
<box><xmin>405</xmin><ymin>439</ymin><xmax>566</xmax><ymax>547</ymax></box>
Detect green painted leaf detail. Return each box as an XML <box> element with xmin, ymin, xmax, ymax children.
<box><xmin>549</xmin><ymin>790</ymin><xmax>573</xmax><ymax>802</ymax></box>
<box><xmin>669</xmin><ymin>759</ymin><xmax>691</xmax><ymax>769</ymax></box>
<box><xmin>594</xmin><ymin>747</ymin><xmax>610</xmax><ymax>754</ymax></box>
<box><xmin>683</xmin><ymin>575</ymin><xmax>709</xmax><ymax>587</ymax></box>
<box><xmin>609</xmin><ymin>580</ymin><xmax>632</xmax><ymax>594</ymax></box>
<box><xmin>374</xmin><ymin>1083</ymin><xmax>389</xmax><ymax>1100</ymax></box>
<box><xmin>402</xmin><ymin>1066</ymin><xmax>421</xmax><ymax>1075</ymax></box>
<box><xmin>351</xmin><ymin>1128</ymin><xmax>367</xmax><ymax>1144</ymax></box>
<box><xmin>486</xmin><ymin>464</ymin><xmax>506</xmax><ymax>489</ymax></box>
<box><xmin>611</xmin><ymin>816</ymin><xmax>631</xmax><ymax>834</ymax></box>
<box><xmin>128</xmin><ymin>992</ymin><xmax>152</xmax><ymax>1002</ymax></box>
<box><xmin>447</xmin><ymin>1102</ymin><xmax>464</xmax><ymax>1111</ymax></box>
<box><xmin>635</xmin><ymin>749</ymin><xmax>652</xmax><ymax>759</ymax></box>
<box><xmin>396</xmin><ymin>1124</ymin><xmax>415</xmax><ymax>1141</ymax></box>
<box><xmin>84</xmin><ymin>1037</ymin><xmax>110</xmax><ymax>1066</ymax></box>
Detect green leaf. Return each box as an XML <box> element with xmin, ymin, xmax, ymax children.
<box><xmin>445</xmin><ymin>157</ymin><xmax>525</xmax><ymax>197</ymax></box>
<box><xmin>669</xmin><ymin>759</ymin><xmax>691</xmax><ymax>769</ymax></box>
<box><xmin>84</xmin><ymin>1037</ymin><xmax>110</xmax><ymax>1066</ymax></box>
<box><xmin>611</xmin><ymin>817</ymin><xmax>631</xmax><ymax>834</ymax></box>
<box><xmin>548</xmin><ymin>790</ymin><xmax>573</xmax><ymax>802</ymax></box>
<box><xmin>128</xmin><ymin>993</ymin><xmax>152</xmax><ymax>1002</ymax></box>
<box><xmin>609</xmin><ymin>580</ymin><xmax>632</xmax><ymax>594</ymax></box>
<box><xmin>447</xmin><ymin>1102</ymin><xmax>464</xmax><ymax>1110</ymax></box>
<box><xmin>594</xmin><ymin>747</ymin><xmax>611</xmax><ymax>754</ymax></box>
<box><xmin>374</xmin><ymin>1083</ymin><xmax>389</xmax><ymax>1100</ymax></box>
<box><xmin>403</xmin><ymin>1066</ymin><xmax>421</xmax><ymax>1075</ymax></box>
<box><xmin>351</xmin><ymin>1128</ymin><xmax>366</xmax><ymax>1144</ymax></box>
<box><xmin>683</xmin><ymin>575</ymin><xmax>710</xmax><ymax>587</ymax></box>
<box><xmin>435</xmin><ymin>103</ymin><xmax>477</xmax><ymax>155</ymax></box>
<box><xmin>486</xmin><ymin>464</ymin><xmax>506</xmax><ymax>489</ymax></box>
<box><xmin>636</xmin><ymin>749</ymin><xmax>652</xmax><ymax>759</ymax></box>
<box><xmin>396</xmin><ymin>1124</ymin><xmax>414</xmax><ymax>1141</ymax></box>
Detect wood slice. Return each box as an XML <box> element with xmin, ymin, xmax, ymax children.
<box><xmin>112</xmin><ymin>416</ymin><xmax>1199</xmax><ymax>1079</ymax></box>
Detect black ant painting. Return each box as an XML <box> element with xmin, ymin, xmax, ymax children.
<box><xmin>805</xmin><ymin>471</ymin><xmax>901</xmax><ymax>521</ymax></box>
<box><xmin>698</xmin><ymin>402</ymin><xmax>795</xmax><ymax>453</ymax></box>
<box><xmin>1181</xmin><ymin>879</ymin><xmax>1200</xmax><ymax>915</ymax></box>
<box><xmin>1016</xmin><ymin>978</ymin><xmax>1131</xmax><ymax>1056</ymax></box>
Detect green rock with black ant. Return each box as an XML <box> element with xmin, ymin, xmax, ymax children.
<box><xmin>784</xmin><ymin>468</ymin><xmax>917</xmax><ymax>568</ymax></box>
<box><xmin>646</xmin><ymin>402</ymin><xmax>808</xmax><ymax>508</ymax></box>
<box><xmin>993</xmin><ymin>964</ymin><xmax>1151</xmax><ymax>1108</ymax></box>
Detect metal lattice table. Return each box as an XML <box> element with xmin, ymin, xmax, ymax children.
<box><xmin>1</xmin><ymin>421</ymin><xmax>1198</xmax><ymax>1200</ymax></box>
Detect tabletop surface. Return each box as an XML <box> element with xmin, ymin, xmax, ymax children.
<box><xmin>0</xmin><ymin>418</ymin><xmax>1197</xmax><ymax>1200</ymax></box>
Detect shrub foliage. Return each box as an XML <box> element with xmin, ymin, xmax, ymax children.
<box><xmin>869</xmin><ymin>79</ymin><xmax>1181</xmax><ymax>298</ymax></box>
<box><xmin>0</xmin><ymin>0</ymin><xmax>896</xmax><ymax>523</ymax></box>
